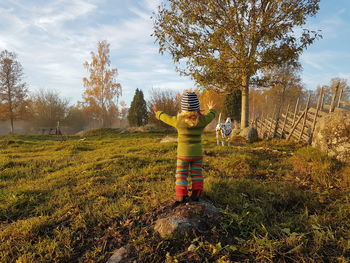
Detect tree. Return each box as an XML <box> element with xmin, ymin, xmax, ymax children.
<box><xmin>153</xmin><ymin>0</ymin><xmax>321</xmax><ymax>128</ymax></box>
<box><xmin>128</xmin><ymin>89</ymin><xmax>148</xmax><ymax>127</ymax></box>
<box><xmin>148</xmin><ymin>88</ymin><xmax>180</xmax><ymax>128</ymax></box>
<box><xmin>197</xmin><ymin>89</ymin><xmax>225</xmax><ymax>113</ymax></box>
<box><xmin>29</xmin><ymin>89</ymin><xmax>69</xmax><ymax>128</ymax></box>
<box><xmin>64</xmin><ymin>105</ymin><xmax>88</xmax><ymax>133</ymax></box>
<box><xmin>82</xmin><ymin>40</ymin><xmax>122</xmax><ymax>127</ymax></box>
<box><xmin>0</xmin><ymin>50</ymin><xmax>28</xmax><ymax>133</ymax></box>
<box><xmin>222</xmin><ymin>90</ymin><xmax>242</xmax><ymax>123</ymax></box>
<box><xmin>260</xmin><ymin>63</ymin><xmax>303</xmax><ymax>116</ymax></box>
<box><xmin>314</xmin><ymin>78</ymin><xmax>350</xmax><ymax>106</ymax></box>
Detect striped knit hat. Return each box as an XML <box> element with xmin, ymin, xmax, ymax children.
<box><xmin>181</xmin><ymin>92</ymin><xmax>200</xmax><ymax>111</ymax></box>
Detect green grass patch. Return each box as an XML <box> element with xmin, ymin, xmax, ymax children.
<box><xmin>0</xmin><ymin>133</ymin><xmax>349</xmax><ymax>262</ymax></box>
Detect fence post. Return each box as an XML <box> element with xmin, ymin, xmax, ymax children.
<box><xmin>299</xmin><ymin>93</ymin><xmax>311</xmax><ymax>142</ymax></box>
<box><xmin>292</xmin><ymin>98</ymin><xmax>299</xmax><ymax>127</ymax></box>
<box><xmin>261</xmin><ymin>111</ymin><xmax>266</xmax><ymax>138</ymax></box>
<box><xmin>274</xmin><ymin>103</ymin><xmax>284</xmax><ymax>138</ymax></box>
<box><xmin>269</xmin><ymin>106</ymin><xmax>277</xmax><ymax>138</ymax></box>
<box><xmin>337</xmin><ymin>86</ymin><xmax>344</xmax><ymax>108</ymax></box>
<box><xmin>320</xmin><ymin>91</ymin><xmax>325</xmax><ymax>111</ymax></box>
<box><xmin>310</xmin><ymin>88</ymin><xmax>323</xmax><ymax>144</ymax></box>
<box><xmin>287</xmin><ymin>111</ymin><xmax>305</xmax><ymax>140</ymax></box>
<box><xmin>281</xmin><ymin>104</ymin><xmax>290</xmax><ymax>138</ymax></box>
<box><xmin>329</xmin><ymin>82</ymin><xmax>340</xmax><ymax>113</ymax></box>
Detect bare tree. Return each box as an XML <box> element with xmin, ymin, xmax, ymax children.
<box><xmin>0</xmin><ymin>50</ymin><xmax>28</xmax><ymax>133</ymax></box>
<box><xmin>29</xmin><ymin>89</ymin><xmax>69</xmax><ymax>128</ymax></box>
<box><xmin>148</xmin><ymin>88</ymin><xmax>180</xmax><ymax>128</ymax></box>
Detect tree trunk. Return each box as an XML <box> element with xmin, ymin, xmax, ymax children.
<box><xmin>240</xmin><ymin>74</ymin><xmax>249</xmax><ymax>129</ymax></box>
<box><xmin>7</xmin><ymin>86</ymin><xmax>14</xmax><ymax>134</ymax></box>
<box><xmin>10</xmin><ymin>117</ymin><xmax>14</xmax><ymax>134</ymax></box>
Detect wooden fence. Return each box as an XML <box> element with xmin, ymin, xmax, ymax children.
<box><xmin>252</xmin><ymin>84</ymin><xmax>350</xmax><ymax>144</ymax></box>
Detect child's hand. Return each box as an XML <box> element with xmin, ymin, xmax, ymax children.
<box><xmin>207</xmin><ymin>101</ymin><xmax>215</xmax><ymax>110</ymax></box>
<box><xmin>151</xmin><ymin>104</ymin><xmax>158</xmax><ymax>112</ymax></box>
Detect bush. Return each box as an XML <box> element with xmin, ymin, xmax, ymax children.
<box><xmin>147</xmin><ymin>89</ymin><xmax>180</xmax><ymax>128</ymax></box>
<box><xmin>288</xmin><ymin>147</ymin><xmax>341</xmax><ymax>187</ymax></box>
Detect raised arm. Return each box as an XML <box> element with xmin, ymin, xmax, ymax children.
<box><xmin>202</xmin><ymin>101</ymin><xmax>216</xmax><ymax>125</ymax></box>
<box><xmin>203</xmin><ymin>108</ymin><xmax>216</xmax><ymax>125</ymax></box>
<box><xmin>155</xmin><ymin>111</ymin><xmax>177</xmax><ymax>127</ymax></box>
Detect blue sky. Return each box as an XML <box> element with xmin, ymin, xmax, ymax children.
<box><xmin>0</xmin><ymin>0</ymin><xmax>349</xmax><ymax>106</ymax></box>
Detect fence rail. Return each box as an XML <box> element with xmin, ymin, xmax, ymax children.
<box><xmin>252</xmin><ymin>84</ymin><xmax>350</xmax><ymax>144</ymax></box>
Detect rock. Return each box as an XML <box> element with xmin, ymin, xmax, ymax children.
<box><xmin>154</xmin><ymin>200</ymin><xmax>220</xmax><ymax>239</ymax></box>
<box><xmin>120</xmin><ymin>130</ymin><xmax>129</xmax><ymax>134</ymax></box>
<box><xmin>312</xmin><ymin>110</ymin><xmax>350</xmax><ymax>162</ymax></box>
<box><xmin>232</xmin><ymin>129</ymin><xmax>241</xmax><ymax>136</ymax></box>
<box><xmin>76</xmin><ymin>128</ymin><xmax>122</xmax><ymax>137</ymax></box>
<box><xmin>187</xmin><ymin>244</ymin><xmax>197</xmax><ymax>252</ymax></box>
<box><xmin>160</xmin><ymin>136</ymin><xmax>177</xmax><ymax>143</ymax></box>
<box><xmin>75</xmin><ymin>130</ymin><xmax>85</xmax><ymax>136</ymax></box>
<box><xmin>154</xmin><ymin>217</ymin><xmax>192</xmax><ymax>238</ymax></box>
<box><xmin>127</xmin><ymin>125</ymin><xmax>167</xmax><ymax>133</ymax></box>
<box><xmin>239</xmin><ymin>127</ymin><xmax>259</xmax><ymax>143</ymax></box>
<box><xmin>107</xmin><ymin>247</ymin><xmax>128</xmax><ymax>263</ymax></box>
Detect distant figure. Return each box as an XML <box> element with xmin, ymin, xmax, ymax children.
<box><xmin>152</xmin><ymin>92</ymin><xmax>216</xmax><ymax>205</ymax></box>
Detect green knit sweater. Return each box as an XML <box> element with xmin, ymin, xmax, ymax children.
<box><xmin>156</xmin><ymin>109</ymin><xmax>216</xmax><ymax>157</ymax></box>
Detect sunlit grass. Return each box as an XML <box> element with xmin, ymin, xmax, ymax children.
<box><xmin>0</xmin><ymin>132</ymin><xmax>349</xmax><ymax>262</ymax></box>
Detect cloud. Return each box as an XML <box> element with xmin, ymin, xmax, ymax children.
<box><xmin>33</xmin><ymin>0</ymin><xmax>97</xmax><ymax>31</ymax></box>
<box><xmin>301</xmin><ymin>50</ymin><xmax>350</xmax><ymax>73</ymax></box>
<box><xmin>301</xmin><ymin>50</ymin><xmax>350</xmax><ymax>89</ymax></box>
<box><xmin>0</xmin><ymin>0</ymin><xmax>196</xmax><ymax>105</ymax></box>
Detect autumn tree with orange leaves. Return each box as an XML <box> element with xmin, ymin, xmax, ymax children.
<box><xmin>82</xmin><ymin>40</ymin><xmax>122</xmax><ymax>128</ymax></box>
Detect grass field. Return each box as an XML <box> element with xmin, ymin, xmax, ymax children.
<box><xmin>0</xmin><ymin>131</ymin><xmax>349</xmax><ymax>262</ymax></box>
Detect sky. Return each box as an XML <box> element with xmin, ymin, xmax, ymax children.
<box><xmin>0</xmin><ymin>0</ymin><xmax>349</xmax><ymax>107</ymax></box>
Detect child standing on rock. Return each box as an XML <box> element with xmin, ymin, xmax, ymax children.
<box><xmin>152</xmin><ymin>92</ymin><xmax>216</xmax><ymax>204</ymax></box>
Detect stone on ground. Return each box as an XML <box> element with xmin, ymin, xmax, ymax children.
<box><xmin>160</xmin><ymin>136</ymin><xmax>177</xmax><ymax>143</ymax></box>
<box><xmin>154</xmin><ymin>217</ymin><xmax>192</xmax><ymax>238</ymax></box>
<box><xmin>239</xmin><ymin>127</ymin><xmax>259</xmax><ymax>143</ymax></box>
<box><xmin>154</xmin><ymin>200</ymin><xmax>220</xmax><ymax>239</ymax></box>
<box><xmin>107</xmin><ymin>247</ymin><xmax>129</xmax><ymax>263</ymax></box>
<box><xmin>312</xmin><ymin>110</ymin><xmax>350</xmax><ymax>162</ymax></box>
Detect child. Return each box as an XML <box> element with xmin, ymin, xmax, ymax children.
<box><xmin>152</xmin><ymin>92</ymin><xmax>216</xmax><ymax>204</ymax></box>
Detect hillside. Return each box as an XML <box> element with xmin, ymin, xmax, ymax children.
<box><xmin>0</xmin><ymin>132</ymin><xmax>349</xmax><ymax>262</ymax></box>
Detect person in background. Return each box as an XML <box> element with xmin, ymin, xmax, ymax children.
<box><xmin>152</xmin><ymin>91</ymin><xmax>216</xmax><ymax>204</ymax></box>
